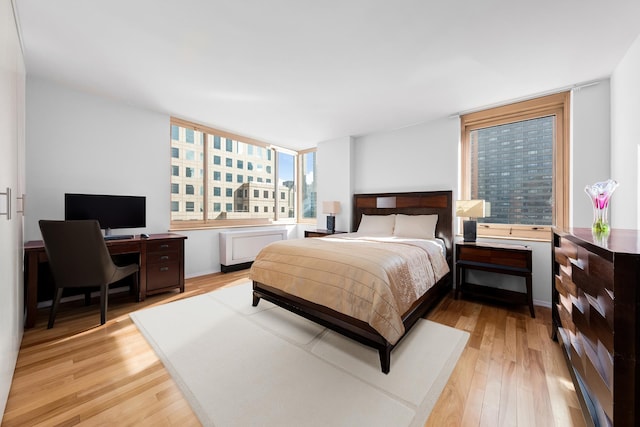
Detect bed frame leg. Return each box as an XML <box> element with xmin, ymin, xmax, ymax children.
<box><xmin>252</xmin><ymin>293</ymin><xmax>260</xmax><ymax>307</ymax></box>
<box><xmin>379</xmin><ymin>346</ymin><xmax>391</xmax><ymax>374</ymax></box>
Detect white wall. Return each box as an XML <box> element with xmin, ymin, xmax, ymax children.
<box><xmin>353</xmin><ymin>118</ymin><xmax>459</xmax><ymax>197</ymax></box>
<box><xmin>611</xmin><ymin>34</ymin><xmax>640</xmax><ymax>229</ymax></box>
<box><xmin>571</xmin><ymin>81</ymin><xmax>611</xmax><ymax>228</ymax></box>
<box><xmin>25</xmin><ymin>77</ymin><xmax>300</xmax><ymax>278</ymax></box>
<box><xmin>25</xmin><ymin>77</ymin><xmax>169</xmax><ymax>240</ymax></box>
<box><xmin>316</xmin><ymin>136</ymin><xmax>354</xmax><ymax>232</ymax></box>
<box><xmin>0</xmin><ymin>0</ymin><xmax>25</xmax><ymax>419</ymax></box>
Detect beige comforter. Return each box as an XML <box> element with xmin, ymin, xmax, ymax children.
<box><xmin>249</xmin><ymin>235</ymin><xmax>449</xmax><ymax>344</ymax></box>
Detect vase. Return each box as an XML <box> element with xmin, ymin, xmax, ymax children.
<box><xmin>584</xmin><ymin>179</ymin><xmax>618</xmax><ymax>234</ymax></box>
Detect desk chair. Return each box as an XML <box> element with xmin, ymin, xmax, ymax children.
<box><xmin>39</xmin><ymin>220</ymin><xmax>139</xmax><ymax>328</ymax></box>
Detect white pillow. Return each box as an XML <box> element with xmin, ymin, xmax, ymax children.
<box><xmin>357</xmin><ymin>214</ymin><xmax>396</xmax><ymax>235</ymax></box>
<box><xmin>393</xmin><ymin>214</ymin><xmax>438</xmax><ymax>239</ymax></box>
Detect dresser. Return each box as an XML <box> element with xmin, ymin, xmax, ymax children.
<box><xmin>552</xmin><ymin>228</ymin><xmax>640</xmax><ymax>426</ymax></box>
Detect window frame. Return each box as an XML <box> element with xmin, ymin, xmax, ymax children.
<box><xmin>460</xmin><ymin>91</ymin><xmax>570</xmax><ymax>241</ymax></box>
<box><xmin>297</xmin><ymin>147</ymin><xmax>317</xmax><ymax>224</ymax></box>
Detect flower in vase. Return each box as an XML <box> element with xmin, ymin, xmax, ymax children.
<box><xmin>584</xmin><ymin>179</ymin><xmax>618</xmax><ymax>233</ymax></box>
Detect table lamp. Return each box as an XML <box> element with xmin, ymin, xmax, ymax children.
<box><xmin>322</xmin><ymin>201</ymin><xmax>341</xmax><ymax>233</ymax></box>
<box><xmin>455</xmin><ymin>199</ymin><xmax>486</xmax><ymax>242</ymax></box>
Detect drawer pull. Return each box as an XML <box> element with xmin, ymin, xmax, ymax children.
<box><xmin>569</xmin><ymin>258</ymin><xmax>584</xmax><ymax>270</ymax></box>
<box><xmin>160</xmin><ymin>244</ymin><xmax>169</xmax><ymax>249</ymax></box>
<box><xmin>160</xmin><ymin>255</ymin><xmax>170</xmax><ymax>261</ymax></box>
<box><xmin>160</xmin><ymin>267</ymin><xmax>169</xmax><ymax>272</ymax></box>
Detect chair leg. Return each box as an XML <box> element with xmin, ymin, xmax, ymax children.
<box><xmin>48</xmin><ymin>288</ymin><xmax>64</xmax><ymax>329</ymax></box>
<box><xmin>100</xmin><ymin>284</ymin><xmax>108</xmax><ymax>325</ymax></box>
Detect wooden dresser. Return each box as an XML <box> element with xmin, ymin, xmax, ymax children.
<box><xmin>552</xmin><ymin>228</ymin><xmax>640</xmax><ymax>426</ymax></box>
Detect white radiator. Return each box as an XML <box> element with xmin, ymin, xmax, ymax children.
<box><xmin>219</xmin><ymin>228</ymin><xmax>288</xmax><ymax>272</ymax></box>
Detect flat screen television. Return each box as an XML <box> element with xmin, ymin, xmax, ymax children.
<box><xmin>65</xmin><ymin>193</ymin><xmax>146</xmax><ymax>237</ymax></box>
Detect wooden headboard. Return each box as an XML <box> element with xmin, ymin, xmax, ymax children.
<box><xmin>352</xmin><ymin>190</ymin><xmax>453</xmax><ymax>263</ymax></box>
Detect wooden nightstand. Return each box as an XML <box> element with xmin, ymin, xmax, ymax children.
<box><xmin>304</xmin><ymin>229</ymin><xmax>347</xmax><ymax>238</ymax></box>
<box><xmin>455</xmin><ymin>241</ymin><xmax>534</xmax><ymax>317</ymax></box>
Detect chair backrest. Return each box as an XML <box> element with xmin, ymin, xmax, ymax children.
<box><xmin>39</xmin><ymin>220</ymin><xmax>117</xmax><ymax>288</ymax></box>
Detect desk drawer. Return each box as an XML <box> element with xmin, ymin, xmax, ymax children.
<box><xmin>147</xmin><ymin>249</ymin><xmax>180</xmax><ymax>265</ymax></box>
<box><xmin>146</xmin><ymin>262</ymin><xmax>180</xmax><ymax>291</ymax></box>
<box><xmin>146</xmin><ymin>240</ymin><xmax>182</xmax><ymax>253</ymax></box>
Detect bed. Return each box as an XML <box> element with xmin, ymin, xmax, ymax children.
<box><xmin>249</xmin><ymin>190</ymin><xmax>453</xmax><ymax>373</ymax></box>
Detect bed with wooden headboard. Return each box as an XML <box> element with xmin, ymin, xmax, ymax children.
<box><xmin>250</xmin><ymin>190</ymin><xmax>453</xmax><ymax>373</ymax></box>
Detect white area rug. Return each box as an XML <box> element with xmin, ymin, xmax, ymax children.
<box><xmin>130</xmin><ymin>282</ymin><xmax>469</xmax><ymax>427</ymax></box>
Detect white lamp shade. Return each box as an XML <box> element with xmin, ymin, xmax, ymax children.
<box><xmin>455</xmin><ymin>200</ymin><xmax>486</xmax><ymax>218</ymax></box>
<box><xmin>322</xmin><ymin>201</ymin><xmax>341</xmax><ymax>215</ymax></box>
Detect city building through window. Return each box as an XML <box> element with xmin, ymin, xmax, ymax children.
<box><xmin>170</xmin><ymin>118</ymin><xmax>315</xmax><ymax>228</ymax></box>
<box><xmin>460</xmin><ymin>92</ymin><xmax>569</xmax><ymax>241</ymax></box>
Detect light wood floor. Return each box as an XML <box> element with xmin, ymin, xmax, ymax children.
<box><xmin>2</xmin><ymin>271</ymin><xmax>586</xmax><ymax>426</ymax></box>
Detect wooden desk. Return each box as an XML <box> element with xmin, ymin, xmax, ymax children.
<box><xmin>455</xmin><ymin>241</ymin><xmax>534</xmax><ymax>317</ymax></box>
<box><xmin>24</xmin><ymin>233</ymin><xmax>186</xmax><ymax>328</ymax></box>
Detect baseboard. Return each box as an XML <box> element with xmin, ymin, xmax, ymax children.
<box><xmin>220</xmin><ymin>261</ymin><xmax>254</xmax><ymax>273</ymax></box>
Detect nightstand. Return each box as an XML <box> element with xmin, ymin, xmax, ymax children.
<box><xmin>304</xmin><ymin>229</ymin><xmax>347</xmax><ymax>238</ymax></box>
<box><xmin>455</xmin><ymin>241</ymin><xmax>534</xmax><ymax>317</ymax></box>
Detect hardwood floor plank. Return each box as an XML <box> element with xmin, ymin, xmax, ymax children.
<box><xmin>2</xmin><ymin>271</ymin><xmax>586</xmax><ymax>426</ymax></box>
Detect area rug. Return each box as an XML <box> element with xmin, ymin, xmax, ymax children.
<box><xmin>130</xmin><ymin>281</ymin><xmax>469</xmax><ymax>427</ymax></box>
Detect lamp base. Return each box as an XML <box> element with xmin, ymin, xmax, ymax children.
<box><xmin>326</xmin><ymin>215</ymin><xmax>335</xmax><ymax>233</ymax></box>
<box><xmin>463</xmin><ymin>220</ymin><xmax>477</xmax><ymax>242</ymax></box>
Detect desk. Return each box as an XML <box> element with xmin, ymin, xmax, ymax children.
<box><xmin>24</xmin><ymin>233</ymin><xmax>186</xmax><ymax>328</ymax></box>
<box><xmin>455</xmin><ymin>241</ymin><xmax>534</xmax><ymax>317</ymax></box>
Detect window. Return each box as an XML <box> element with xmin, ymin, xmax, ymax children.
<box><xmin>170</xmin><ymin>118</ymin><xmax>305</xmax><ymax>227</ymax></box>
<box><xmin>172</xmin><ymin>166</ymin><xmax>179</xmax><ymax>176</ymax></box>
<box><xmin>299</xmin><ymin>149</ymin><xmax>317</xmax><ymax>221</ymax></box>
<box><xmin>186</xmin><ymin>201</ymin><xmax>195</xmax><ymax>212</ymax></box>
<box><xmin>171</xmin><ymin>183</ymin><xmax>179</xmax><ymax>194</ymax></box>
<box><xmin>171</xmin><ymin>147</ymin><xmax>179</xmax><ymax>158</ymax></box>
<box><xmin>171</xmin><ymin>201</ymin><xmax>179</xmax><ymax>211</ymax></box>
<box><xmin>460</xmin><ymin>92</ymin><xmax>569</xmax><ymax>241</ymax></box>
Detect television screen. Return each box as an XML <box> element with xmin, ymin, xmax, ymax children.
<box><xmin>64</xmin><ymin>193</ymin><xmax>146</xmax><ymax>231</ymax></box>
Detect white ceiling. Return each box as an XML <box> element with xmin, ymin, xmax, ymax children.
<box><xmin>15</xmin><ymin>0</ymin><xmax>640</xmax><ymax>150</ymax></box>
